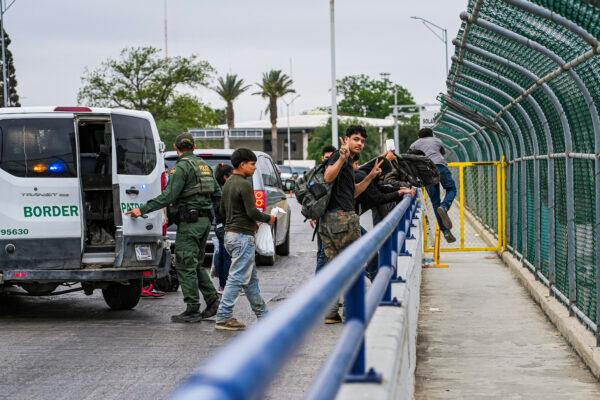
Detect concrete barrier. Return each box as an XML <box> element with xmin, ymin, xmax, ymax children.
<box><xmin>336</xmin><ymin>208</ymin><xmax>424</xmax><ymax>400</ymax></box>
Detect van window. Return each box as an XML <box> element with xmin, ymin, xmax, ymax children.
<box><xmin>112</xmin><ymin>114</ymin><xmax>156</xmax><ymax>175</ymax></box>
<box><xmin>0</xmin><ymin>118</ymin><xmax>77</xmax><ymax>178</ymax></box>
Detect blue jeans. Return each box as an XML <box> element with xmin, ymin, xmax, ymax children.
<box><xmin>214</xmin><ymin>226</ymin><xmax>232</xmax><ymax>289</ymax></box>
<box><xmin>426</xmin><ymin>164</ymin><xmax>457</xmax><ymax>232</ymax></box>
<box><xmin>216</xmin><ymin>232</ymin><xmax>268</xmax><ymax>322</ymax></box>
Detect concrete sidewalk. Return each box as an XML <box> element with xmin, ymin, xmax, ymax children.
<box><xmin>416</xmin><ymin>252</ymin><xmax>600</xmax><ymax>399</ymax></box>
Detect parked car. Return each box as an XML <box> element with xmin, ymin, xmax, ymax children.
<box><xmin>0</xmin><ymin>106</ymin><xmax>171</xmax><ymax>310</ymax></box>
<box><xmin>163</xmin><ymin>149</ymin><xmax>292</xmax><ymax>267</ymax></box>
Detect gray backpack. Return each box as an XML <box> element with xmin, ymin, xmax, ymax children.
<box><xmin>294</xmin><ymin>160</ymin><xmax>334</xmax><ymax>220</ymax></box>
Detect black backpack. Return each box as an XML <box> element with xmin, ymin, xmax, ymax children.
<box><xmin>294</xmin><ymin>160</ymin><xmax>334</xmax><ymax>220</ymax></box>
<box><xmin>391</xmin><ymin>153</ymin><xmax>440</xmax><ymax>187</ymax></box>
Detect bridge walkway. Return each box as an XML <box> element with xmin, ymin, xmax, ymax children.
<box><xmin>415</xmin><ymin>250</ymin><xmax>600</xmax><ymax>399</ymax></box>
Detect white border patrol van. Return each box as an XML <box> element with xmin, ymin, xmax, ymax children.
<box><xmin>0</xmin><ymin>106</ymin><xmax>170</xmax><ymax>309</ymax></box>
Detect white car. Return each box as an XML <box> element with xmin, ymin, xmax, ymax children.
<box><xmin>0</xmin><ymin>106</ymin><xmax>170</xmax><ymax>309</ymax></box>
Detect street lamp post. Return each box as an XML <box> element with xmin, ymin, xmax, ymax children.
<box><xmin>329</xmin><ymin>0</ymin><xmax>338</xmax><ymax>147</ymax></box>
<box><xmin>282</xmin><ymin>94</ymin><xmax>301</xmax><ymax>167</ymax></box>
<box><xmin>0</xmin><ymin>0</ymin><xmax>17</xmax><ymax>107</ymax></box>
<box><xmin>410</xmin><ymin>16</ymin><xmax>449</xmax><ymax>78</ymax></box>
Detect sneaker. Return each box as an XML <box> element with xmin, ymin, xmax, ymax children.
<box><xmin>201</xmin><ymin>296</ymin><xmax>220</xmax><ymax>319</ymax></box>
<box><xmin>171</xmin><ymin>304</ymin><xmax>202</xmax><ymax>323</ymax></box>
<box><xmin>443</xmin><ymin>230</ymin><xmax>457</xmax><ymax>243</ymax></box>
<box><xmin>215</xmin><ymin>318</ymin><xmax>246</xmax><ymax>331</ymax></box>
<box><xmin>437</xmin><ymin>206</ymin><xmax>453</xmax><ymax>230</ymax></box>
<box><xmin>324</xmin><ymin>312</ymin><xmax>343</xmax><ymax>324</ymax></box>
<box><xmin>210</xmin><ymin>265</ymin><xmax>217</xmax><ymax>278</ymax></box>
<box><xmin>141</xmin><ymin>283</ymin><xmax>165</xmax><ymax>298</ymax></box>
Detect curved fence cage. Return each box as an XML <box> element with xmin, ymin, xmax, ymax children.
<box><xmin>435</xmin><ymin>0</ymin><xmax>600</xmax><ymax>343</ymax></box>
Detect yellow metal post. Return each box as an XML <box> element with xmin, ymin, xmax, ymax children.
<box><xmin>496</xmin><ymin>162</ymin><xmax>502</xmax><ymax>251</ymax></box>
<box><xmin>423</xmin><ymin>225</ymin><xmax>449</xmax><ymax>269</ymax></box>
<box><xmin>459</xmin><ymin>165</ymin><xmax>465</xmax><ymax>249</ymax></box>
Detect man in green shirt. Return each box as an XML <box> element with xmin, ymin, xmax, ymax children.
<box><xmin>128</xmin><ymin>133</ymin><xmax>220</xmax><ymax>323</ymax></box>
<box><xmin>215</xmin><ymin>148</ymin><xmax>276</xmax><ymax>331</ymax></box>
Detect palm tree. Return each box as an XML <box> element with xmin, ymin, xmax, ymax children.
<box><xmin>254</xmin><ymin>70</ymin><xmax>295</xmax><ymax>162</ymax></box>
<box><xmin>214</xmin><ymin>74</ymin><xmax>250</xmax><ymax>149</ymax></box>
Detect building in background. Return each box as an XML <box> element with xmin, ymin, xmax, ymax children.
<box><xmin>189</xmin><ymin>112</ymin><xmax>393</xmax><ymax>164</ymax></box>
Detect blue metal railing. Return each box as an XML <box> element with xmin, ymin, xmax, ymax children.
<box><xmin>169</xmin><ymin>195</ymin><xmax>419</xmax><ymax>400</ymax></box>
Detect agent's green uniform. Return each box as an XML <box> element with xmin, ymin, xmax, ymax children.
<box><xmin>140</xmin><ymin>151</ymin><xmax>220</xmax><ymax>308</ymax></box>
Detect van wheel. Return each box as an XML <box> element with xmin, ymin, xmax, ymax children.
<box><xmin>102</xmin><ymin>279</ymin><xmax>142</xmax><ymax>310</ymax></box>
<box><xmin>276</xmin><ymin>224</ymin><xmax>290</xmax><ymax>256</ymax></box>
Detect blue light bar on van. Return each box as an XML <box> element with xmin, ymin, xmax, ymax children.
<box><xmin>48</xmin><ymin>162</ymin><xmax>66</xmax><ymax>173</ymax></box>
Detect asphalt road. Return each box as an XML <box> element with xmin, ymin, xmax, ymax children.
<box><xmin>0</xmin><ymin>197</ymin><xmax>343</xmax><ymax>400</ymax></box>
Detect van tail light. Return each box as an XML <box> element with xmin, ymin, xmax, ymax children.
<box><xmin>161</xmin><ymin>170</ymin><xmax>168</xmax><ymax>236</ymax></box>
<box><xmin>161</xmin><ymin>171</ymin><xmax>167</xmax><ymax>191</ymax></box>
<box><xmin>254</xmin><ymin>190</ymin><xmax>266</xmax><ymax>212</ymax></box>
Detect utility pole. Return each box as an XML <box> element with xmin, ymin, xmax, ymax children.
<box><xmin>164</xmin><ymin>0</ymin><xmax>168</xmax><ymax>58</ymax></box>
<box><xmin>329</xmin><ymin>0</ymin><xmax>338</xmax><ymax>147</ymax></box>
<box><xmin>282</xmin><ymin>94</ymin><xmax>301</xmax><ymax>167</ymax></box>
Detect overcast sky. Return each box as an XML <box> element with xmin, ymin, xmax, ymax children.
<box><xmin>7</xmin><ymin>0</ymin><xmax>466</xmax><ymax>122</ymax></box>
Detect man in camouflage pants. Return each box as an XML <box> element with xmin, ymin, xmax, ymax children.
<box><xmin>319</xmin><ymin>125</ymin><xmax>383</xmax><ymax>323</ymax></box>
<box><xmin>129</xmin><ymin>133</ymin><xmax>220</xmax><ymax>323</ymax></box>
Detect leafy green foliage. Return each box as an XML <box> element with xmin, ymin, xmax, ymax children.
<box><xmin>1</xmin><ymin>30</ymin><xmax>20</xmax><ymax>107</ymax></box>
<box><xmin>155</xmin><ymin>94</ymin><xmax>224</xmax><ymax>148</ymax></box>
<box><xmin>77</xmin><ymin>47</ymin><xmax>214</xmax><ymax>120</ymax></box>
<box><xmin>78</xmin><ymin>47</ymin><xmax>223</xmax><ymax>148</ymax></box>
<box><xmin>336</xmin><ymin>74</ymin><xmax>414</xmax><ymax>119</ymax></box>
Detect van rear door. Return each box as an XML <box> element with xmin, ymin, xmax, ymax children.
<box><xmin>0</xmin><ymin>114</ymin><xmax>83</xmax><ymax>269</ymax></box>
<box><xmin>111</xmin><ymin>112</ymin><xmax>163</xmax><ymax>238</ymax></box>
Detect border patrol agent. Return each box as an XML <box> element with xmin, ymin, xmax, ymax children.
<box><xmin>128</xmin><ymin>133</ymin><xmax>220</xmax><ymax>323</ymax></box>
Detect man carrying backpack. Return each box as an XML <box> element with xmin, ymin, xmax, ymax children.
<box><xmin>409</xmin><ymin>128</ymin><xmax>457</xmax><ymax>243</ymax></box>
<box><xmin>318</xmin><ymin>125</ymin><xmax>383</xmax><ymax>324</ymax></box>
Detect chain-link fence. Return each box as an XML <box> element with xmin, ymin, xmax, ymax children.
<box><xmin>434</xmin><ymin>0</ymin><xmax>600</xmax><ymax>342</ymax></box>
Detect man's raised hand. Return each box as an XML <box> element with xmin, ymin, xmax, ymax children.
<box><xmin>368</xmin><ymin>158</ymin><xmax>384</xmax><ymax>178</ymax></box>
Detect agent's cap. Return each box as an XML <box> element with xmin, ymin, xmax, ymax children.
<box><xmin>175</xmin><ymin>133</ymin><xmax>195</xmax><ymax>149</ymax></box>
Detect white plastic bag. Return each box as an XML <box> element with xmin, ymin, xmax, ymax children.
<box><xmin>256</xmin><ymin>223</ymin><xmax>274</xmax><ymax>256</ymax></box>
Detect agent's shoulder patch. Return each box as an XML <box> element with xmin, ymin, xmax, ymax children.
<box><xmin>199</xmin><ymin>164</ymin><xmax>211</xmax><ymax>175</ymax></box>
<box><xmin>169</xmin><ymin>167</ymin><xmax>177</xmax><ymax>176</ymax></box>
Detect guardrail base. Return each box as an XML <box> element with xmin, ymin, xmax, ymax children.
<box><xmin>379</xmin><ymin>297</ymin><xmax>402</xmax><ymax>307</ymax></box>
<box><xmin>345</xmin><ymin>367</ymin><xmax>383</xmax><ymax>384</ymax></box>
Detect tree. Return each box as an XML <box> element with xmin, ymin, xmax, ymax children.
<box><xmin>253</xmin><ymin>70</ymin><xmax>295</xmax><ymax>163</ymax></box>
<box><xmin>336</xmin><ymin>74</ymin><xmax>414</xmax><ymax>119</ymax></box>
<box><xmin>77</xmin><ymin>47</ymin><xmax>214</xmax><ymax>120</ymax></box>
<box><xmin>0</xmin><ymin>29</ymin><xmax>20</xmax><ymax>107</ymax></box>
<box><xmin>214</xmin><ymin>73</ymin><xmax>250</xmax><ymax>129</ymax></box>
<box><xmin>156</xmin><ymin>94</ymin><xmax>225</xmax><ymax>149</ymax></box>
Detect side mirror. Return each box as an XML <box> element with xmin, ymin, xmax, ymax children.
<box><xmin>284</xmin><ymin>179</ymin><xmax>296</xmax><ymax>191</ymax></box>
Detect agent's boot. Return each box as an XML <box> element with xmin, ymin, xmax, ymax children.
<box><xmin>201</xmin><ymin>296</ymin><xmax>221</xmax><ymax>319</ymax></box>
<box><xmin>171</xmin><ymin>303</ymin><xmax>202</xmax><ymax>323</ymax></box>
